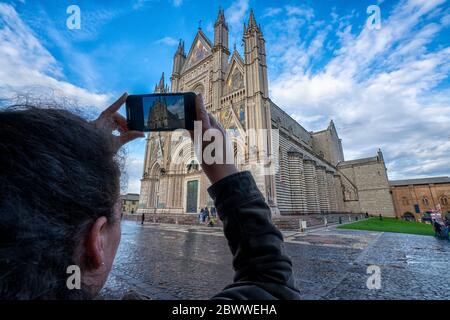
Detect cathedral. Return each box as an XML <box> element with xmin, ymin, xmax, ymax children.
<box><xmin>138</xmin><ymin>9</ymin><xmax>396</xmax><ymax>217</ymax></box>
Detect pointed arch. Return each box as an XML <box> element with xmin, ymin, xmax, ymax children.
<box><xmin>224</xmin><ymin>53</ymin><xmax>245</xmax><ymax>95</ymax></box>
<box><xmin>168</xmin><ymin>137</ymin><xmax>199</xmax><ymax>173</ymax></box>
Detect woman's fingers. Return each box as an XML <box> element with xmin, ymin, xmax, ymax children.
<box><xmin>113</xmin><ymin>112</ymin><xmax>144</xmax><ymax>144</ymax></box>
<box><xmin>103</xmin><ymin>92</ymin><xmax>128</xmax><ymax>115</ymax></box>
<box><xmin>119</xmin><ymin>131</ymin><xmax>145</xmax><ymax>146</ymax></box>
<box><xmin>91</xmin><ymin>93</ymin><xmax>144</xmax><ymax>151</ymax></box>
<box><xmin>195</xmin><ymin>94</ymin><xmax>211</xmax><ymax>130</ymax></box>
<box><xmin>113</xmin><ymin>113</ymin><xmax>128</xmax><ymax>133</ymax></box>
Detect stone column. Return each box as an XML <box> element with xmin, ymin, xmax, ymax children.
<box><xmin>288</xmin><ymin>152</ymin><xmax>307</xmax><ymax>214</ymax></box>
<box><xmin>303</xmin><ymin>159</ymin><xmax>320</xmax><ymax>214</ymax></box>
<box><xmin>326</xmin><ymin>170</ymin><xmax>338</xmax><ymax>212</ymax></box>
<box><xmin>316</xmin><ymin>165</ymin><xmax>330</xmax><ymax>213</ymax></box>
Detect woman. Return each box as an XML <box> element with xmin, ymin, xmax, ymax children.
<box><xmin>0</xmin><ymin>93</ymin><xmax>300</xmax><ymax>300</ymax></box>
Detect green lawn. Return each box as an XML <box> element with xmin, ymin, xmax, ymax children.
<box><xmin>338</xmin><ymin>217</ymin><xmax>435</xmax><ymax>236</ymax></box>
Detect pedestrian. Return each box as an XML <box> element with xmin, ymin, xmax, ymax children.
<box><xmin>202</xmin><ymin>207</ymin><xmax>210</xmax><ymax>226</ymax></box>
<box><xmin>433</xmin><ymin>219</ymin><xmax>442</xmax><ymax>237</ymax></box>
<box><xmin>211</xmin><ymin>207</ymin><xmax>217</xmax><ymax>218</ymax></box>
<box><xmin>141</xmin><ymin>212</ymin><xmax>145</xmax><ymax>225</ymax></box>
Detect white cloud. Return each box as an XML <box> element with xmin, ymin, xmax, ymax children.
<box><xmin>285</xmin><ymin>5</ymin><xmax>315</xmax><ymax>20</ymax></box>
<box><xmin>263</xmin><ymin>7</ymin><xmax>282</xmax><ymax>18</ymax></box>
<box><xmin>223</xmin><ymin>0</ymin><xmax>250</xmax><ymax>55</ymax></box>
<box><xmin>154</xmin><ymin>36</ymin><xmax>179</xmax><ymax>46</ymax></box>
<box><xmin>225</xmin><ymin>0</ymin><xmax>249</xmax><ymax>32</ymax></box>
<box><xmin>268</xmin><ymin>0</ymin><xmax>450</xmax><ymax>178</ymax></box>
<box><xmin>0</xmin><ymin>3</ymin><xmax>109</xmax><ymax>107</ymax></box>
<box><xmin>0</xmin><ymin>4</ymin><xmax>150</xmax><ymax>191</ymax></box>
<box><xmin>132</xmin><ymin>0</ymin><xmax>148</xmax><ymax>10</ymax></box>
<box><xmin>123</xmin><ymin>154</ymin><xmax>145</xmax><ymax>194</ymax></box>
<box><xmin>172</xmin><ymin>0</ymin><xmax>183</xmax><ymax>8</ymax></box>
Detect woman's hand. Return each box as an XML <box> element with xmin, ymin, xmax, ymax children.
<box><xmin>192</xmin><ymin>94</ymin><xmax>238</xmax><ymax>185</ymax></box>
<box><xmin>92</xmin><ymin>93</ymin><xmax>145</xmax><ymax>151</ymax></box>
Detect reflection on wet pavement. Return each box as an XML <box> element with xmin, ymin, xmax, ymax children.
<box><xmin>99</xmin><ymin>221</ymin><xmax>450</xmax><ymax>300</ymax></box>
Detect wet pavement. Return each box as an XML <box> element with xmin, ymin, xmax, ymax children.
<box><xmin>99</xmin><ymin>221</ymin><xmax>450</xmax><ymax>300</ymax></box>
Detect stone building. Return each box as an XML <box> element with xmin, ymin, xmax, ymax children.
<box><xmin>138</xmin><ymin>9</ymin><xmax>395</xmax><ymax>217</ymax></box>
<box><xmin>390</xmin><ymin>177</ymin><xmax>450</xmax><ymax>221</ymax></box>
<box><xmin>338</xmin><ymin>150</ymin><xmax>396</xmax><ymax>217</ymax></box>
<box><xmin>121</xmin><ymin>193</ymin><xmax>140</xmax><ymax>214</ymax></box>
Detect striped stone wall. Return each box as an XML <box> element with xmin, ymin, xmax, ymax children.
<box><xmin>303</xmin><ymin>159</ymin><xmax>320</xmax><ymax>214</ymax></box>
<box><xmin>316</xmin><ymin>166</ymin><xmax>330</xmax><ymax>213</ymax></box>
<box><xmin>274</xmin><ymin>130</ymin><xmax>349</xmax><ymax>215</ymax></box>
<box><xmin>326</xmin><ymin>170</ymin><xmax>338</xmax><ymax>212</ymax></box>
<box><xmin>288</xmin><ymin>152</ymin><xmax>307</xmax><ymax>213</ymax></box>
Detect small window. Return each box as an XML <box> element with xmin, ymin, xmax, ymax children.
<box><xmin>422</xmin><ymin>197</ymin><xmax>430</xmax><ymax>206</ymax></box>
<box><xmin>440</xmin><ymin>196</ymin><xmax>448</xmax><ymax>206</ymax></box>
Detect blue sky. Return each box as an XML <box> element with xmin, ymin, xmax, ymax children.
<box><xmin>0</xmin><ymin>0</ymin><xmax>449</xmax><ymax>193</ymax></box>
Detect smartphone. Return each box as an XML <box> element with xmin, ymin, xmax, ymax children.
<box><xmin>126</xmin><ymin>92</ymin><xmax>196</xmax><ymax>132</ymax></box>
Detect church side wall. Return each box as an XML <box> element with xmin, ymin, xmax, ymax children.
<box><xmin>274</xmin><ymin>128</ymin><xmax>345</xmax><ymax>215</ymax></box>
<box><xmin>339</xmin><ymin>161</ymin><xmax>395</xmax><ymax>217</ymax></box>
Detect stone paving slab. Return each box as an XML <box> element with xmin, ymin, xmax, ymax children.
<box><xmin>99</xmin><ymin>221</ymin><xmax>450</xmax><ymax>300</ymax></box>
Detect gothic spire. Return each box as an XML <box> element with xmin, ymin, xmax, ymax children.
<box><xmin>248</xmin><ymin>9</ymin><xmax>258</xmax><ymax>31</ymax></box>
<box><xmin>154</xmin><ymin>72</ymin><xmax>167</xmax><ymax>93</ymax></box>
<box><xmin>213</xmin><ymin>7</ymin><xmax>229</xmax><ymax>51</ymax></box>
<box><xmin>215</xmin><ymin>8</ymin><xmax>226</xmax><ymax>26</ymax></box>
<box><xmin>159</xmin><ymin>72</ymin><xmax>165</xmax><ymax>88</ymax></box>
<box><xmin>175</xmin><ymin>39</ymin><xmax>185</xmax><ymax>56</ymax></box>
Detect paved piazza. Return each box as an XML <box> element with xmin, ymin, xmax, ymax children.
<box><xmin>99</xmin><ymin>221</ymin><xmax>450</xmax><ymax>300</ymax></box>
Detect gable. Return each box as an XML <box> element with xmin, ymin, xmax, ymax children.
<box><xmin>224</xmin><ymin>53</ymin><xmax>245</xmax><ymax>94</ymax></box>
<box><xmin>182</xmin><ymin>31</ymin><xmax>212</xmax><ymax>72</ymax></box>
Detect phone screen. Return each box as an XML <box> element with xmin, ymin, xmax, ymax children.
<box><xmin>126</xmin><ymin>93</ymin><xmax>196</xmax><ymax>132</ymax></box>
<box><xmin>143</xmin><ymin>95</ymin><xmax>185</xmax><ymax>130</ymax></box>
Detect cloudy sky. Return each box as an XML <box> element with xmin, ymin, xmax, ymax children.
<box><xmin>0</xmin><ymin>0</ymin><xmax>449</xmax><ymax>193</ymax></box>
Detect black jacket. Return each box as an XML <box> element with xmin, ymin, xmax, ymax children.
<box><xmin>208</xmin><ymin>171</ymin><xmax>300</xmax><ymax>300</ymax></box>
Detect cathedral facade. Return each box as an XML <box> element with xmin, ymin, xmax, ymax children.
<box><xmin>138</xmin><ymin>9</ymin><xmax>396</xmax><ymax>217</ymax></box>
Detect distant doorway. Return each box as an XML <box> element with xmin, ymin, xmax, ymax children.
<box><xmin>186</xmin><ymin>180</ymin><xmax>199</xmax><ymax>213</ymax></box>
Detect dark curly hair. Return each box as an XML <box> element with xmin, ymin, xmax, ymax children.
<box><xmin>0</xmin><ymin>107</ymin><xmax>120</xmax><ymax>299</ymax></box>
